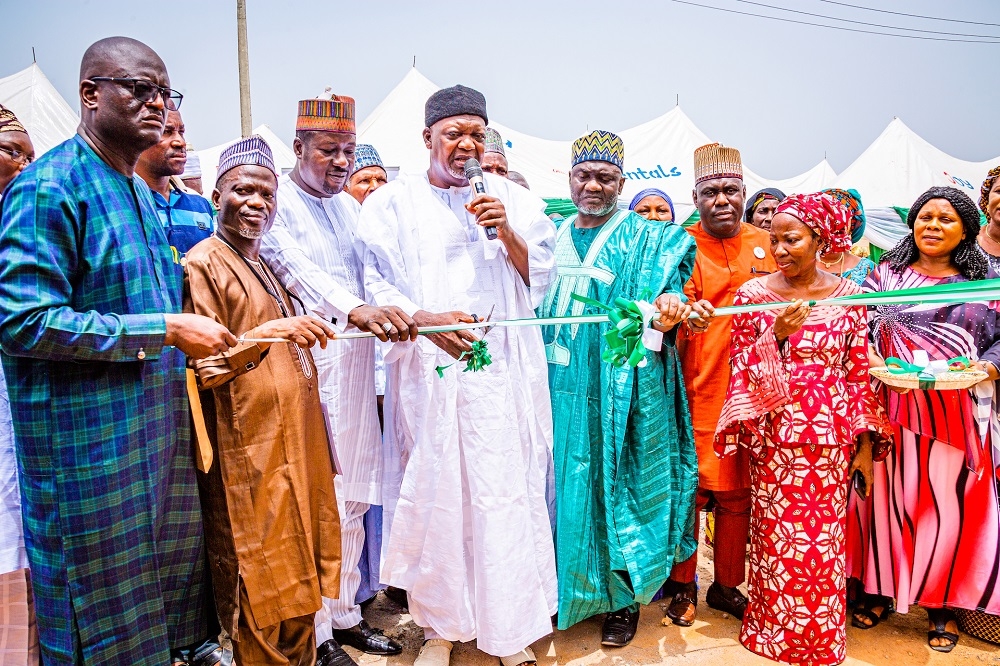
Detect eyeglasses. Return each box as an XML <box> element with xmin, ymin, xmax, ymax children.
<box><xmin>0</xmin><ymin>146</ymin><xmax>33</xmax><ymax>166</ymax></box>
<box><xmin>90</xmin><ymin>77</ymin><xmax>183</xmax><ymax>110</ymax></box>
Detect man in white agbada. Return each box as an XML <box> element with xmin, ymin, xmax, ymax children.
<box><xmin>355</xmin><ymin>84</ymin><xmax>557</xmax><ymax>666</ymax></box>
<box><xmin>260</xmin><ymin>95</ymin><xmax>416</xmax><ymax>666</ymax></box>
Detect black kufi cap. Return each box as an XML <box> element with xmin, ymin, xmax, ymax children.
<box><xmin>425</xmin><ymin>85</ymin><xmax>488</xmax><ymax>128</ymax></box>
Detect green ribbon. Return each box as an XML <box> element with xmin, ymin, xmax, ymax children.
<box><xmin>571</xmin><ymin>291</ymin><xmax>654</xmax><ymax>368</ymax></box>
<box><xmin>884</xmin><ymin>355</ymin><xmax>971</xmax><ymax>374</ymax></box>
<box><xmin>435</xmin><ymin>339</ymin><xmax>493</xmax><ymax>378</ymax></box>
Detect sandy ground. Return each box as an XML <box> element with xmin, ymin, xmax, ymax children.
<box><xmin>350</xmin><ymin>537</ymin><xmax>1000</xmax><ymax>666</ymax></box>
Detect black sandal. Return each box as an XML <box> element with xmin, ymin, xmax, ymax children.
<box><xmin>851</xmin><ymin>594</ymin><xmax>894</xmax><ymax>630</ymax></box>
<box><xmin>927</xmin><ymin>609</ymin><xmax>959</xmax><ymax>653</ymax></box>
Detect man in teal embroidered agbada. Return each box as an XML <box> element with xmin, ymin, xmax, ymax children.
<box><xmin>0</xmin><ymin>37</ymin><xmax>235</xmax><ymax>665</ymax></box>
<box><xmin>540</xmin><ymin>130</ymin><xmax>699</xmax><ymax>647</ymax></box>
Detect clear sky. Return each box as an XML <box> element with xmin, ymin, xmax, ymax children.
<box><xmin>3</xmin><ymin>0</ymin><xmax>997</xmax><ymax>177</ymax></box>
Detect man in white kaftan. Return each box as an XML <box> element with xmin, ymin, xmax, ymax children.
<box><xmin>355</xmin><ymin>85</ymin><xmax>557</xmax><ymax>666</ymax></box>
<box><xmin>261</xmin><ymin>96</ymin><xmax>414</xmax><ymax>665</ymax></box>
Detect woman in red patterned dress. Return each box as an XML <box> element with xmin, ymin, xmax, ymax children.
<box><xmin>714</xmin><ymin>193</ymin><xmax>892</xmax><ymax>665</ymax></box>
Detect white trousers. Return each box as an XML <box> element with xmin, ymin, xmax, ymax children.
<box><xmin>315</xmin><ymin>476</ymin><xmax>369</xmax><ymax>644</ymax></box>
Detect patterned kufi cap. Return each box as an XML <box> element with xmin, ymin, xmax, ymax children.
<box><xmin>694</xmin><ymin>143</ymin><xmax>742</xmax><ymax>184</ymax></box>
<box><xmin>775</xmin><ymin>193</ymin><xmax>853</xmax><ymax>254</ymax></box>
<box><xmin>216</xmin><ymin>135</ymin><xmax>276</xmax><ymax>184</ymax></box>
<box><xmin>353</xmin><ymin>144</ymin><xmax>385</xmax><ymax>174</ymax></box>
<box><xmin>181</xmin><ymin>151</ymin><xmax>202</xmax><ymax>179</ymax></box>
<box><xmin>0</xmin><ymin>104</ymin><xmax>27</xmax><ymax>134</ymax></box>
<box><xmin>822</xmin><ymin>188</ymin><xmax>867</xmax><ymax>244</ymax></box>
<box><xmin>571</xmin><ymin>130</ymin><xmax>624</xmax><ymax>171</ymax></box>
<box><xmin>485</xmin><ymin>127</ymin><xmax>505</xmax><ymax>156</ymax></box>
<box><xmin>296</xmin><ymin>96</ymin><xmax>356</xmax><ymax>133</ymax></box>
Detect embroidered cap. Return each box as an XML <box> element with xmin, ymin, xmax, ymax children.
<box><xmin>352</xmin><ymin>144</ymin><xmax>385</xmax><ymax>175</ymax></box>
<box><xmin>485</xmin><ymin>127</ymin><xmax>505</xmax><ymax>156</ymax></box>
<box><xmin>571</xmin><ymin>130</ymin><xmax>624</xmax><ymax>171</ymax></box>
<box><xmin>296</xmin><ymin>96</ymin><xmax>356</xmax><ymax>133</ymax></box>
<box><xmin>216</xmin><ymin>135</ymin><xmax>276</xmax><ymax>184</ymax></box>
<box><xmin>694</xmin><ymin>143</ymin><xmax>742</xmax><ymax>184</ymax></box>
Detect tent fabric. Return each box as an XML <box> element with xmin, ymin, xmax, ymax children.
<box><xmin>0</xmin><ymin>64</ymin><xmax>79</xmax><ymax>156</ymax></box>
<box><xmin>833</xmin><ymin>118</ymin><xmax>1000</xmax><ymax>209</ymax></box>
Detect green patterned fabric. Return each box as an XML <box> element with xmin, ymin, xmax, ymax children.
<box><xmin>540</xmin><ymin>210</ymin><xmax>698</xmax><ymax>629</ymax></box>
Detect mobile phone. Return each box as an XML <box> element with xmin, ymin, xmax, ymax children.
<box><xmin>852</xmin><ymin>469</ymin><xmax>868</xmax><ymax>498</ymax></box>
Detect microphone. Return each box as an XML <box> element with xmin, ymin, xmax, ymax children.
<box><xmin>464</xmin><ymin>158</ymin><xmax>497</xmax><ymax>240</ymax></box>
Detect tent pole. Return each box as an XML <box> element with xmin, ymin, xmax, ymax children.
<box><xmin>236</xmin><ymin>0</ymin><xmax>253</xmax><ymax>138</ymax></box>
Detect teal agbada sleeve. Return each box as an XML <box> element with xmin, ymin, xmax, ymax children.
<box><xmin>542</xmin><ymin>212</ymin><xmax>698</xmax><ymax>629</ymax></box>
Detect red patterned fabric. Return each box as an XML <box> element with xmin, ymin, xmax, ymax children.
<box><xmin>714</xmin><ymin>277</ymin><xmax>892</xmax><ymax>665</ymax></box>
<box><xmin>715</xmin><ymin>278</ymin><xmax>892</xmax><ymax>458</ymax></box>
<box><xmin>774</xmin><ymin>193</ymin><xmax>853</xmax><ymax>254</ymax></box>
<box><xmin>744</xmin><ymin>443</ymin><xmax>850</xmax><ymax>666</ymax></box>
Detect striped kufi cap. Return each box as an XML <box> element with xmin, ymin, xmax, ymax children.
<box><xmin>216</xmin><ymin>135</ymin><xmax>276</xmax><ymax>184</ymax></box>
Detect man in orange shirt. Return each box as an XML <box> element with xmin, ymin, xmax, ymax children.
<box><xmin>664</xmin><ymin>144</ymin><xmax>777</xmax><ymax>626</ymax></box>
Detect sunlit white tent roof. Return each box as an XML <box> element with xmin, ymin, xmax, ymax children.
<box><xmin>834</xmin><ymin>118</ymin><xmax>998</xmax><ymax>210</ymax></box>
<box><xmin>0</xmin><ymin>64</ymin><xmax>79</xmax><ymax>156</ymax></box>
<box><xmin>744</xmin><ymin>159</ymin><xmax>838</xmax><ymax>199</ymax></box>
<box><xmin>195</xmin><ymin>124</ymin><xmax>296</xmax><ymax>189</ymax></box>
<box><xmin>357</xmin><ymin>68</ymin><xmax>438</xmax><ymax>178</ymax></box>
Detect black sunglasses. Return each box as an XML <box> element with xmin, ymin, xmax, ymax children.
<box><xmin>90</xmin><ymin>77</ymin><xmax>183</xmax><ymax>110</ymax></box>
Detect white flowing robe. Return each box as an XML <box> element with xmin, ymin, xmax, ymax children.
<box><xmin>357</xmin><ymin>171</ymin><xmax>558</xmax><ymax>656</ymax></box>
<box><xmin>0</xmin><ymin>366</ymin><xmax>26</xmax><ymax>575</ymax></box>
<box><xmin>260</xmin><ymin>177</ymin><xmax>383</xmax><ymax>505</ymax></box>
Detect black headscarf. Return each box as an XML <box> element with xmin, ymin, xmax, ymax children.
<box><xmin>744</xmin><ymin>187</ymin><xmax>786</xmax><ymax>223</ymax></box>
<box><xmin>881</xmin><ymin>186</ymin><xmax>987</xmax><ymax>280</ymax></box>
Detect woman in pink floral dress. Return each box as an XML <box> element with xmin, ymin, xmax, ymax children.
<box><xmin>715</xmin><ymin>193</ymin><xmax>892</xmax><ymax>665</ymax></box>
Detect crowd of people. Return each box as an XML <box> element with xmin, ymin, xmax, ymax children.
<box><xmin>0</xmin><ymin>35</ymin><xmax>999</xmax><ymax>666</ymax></box>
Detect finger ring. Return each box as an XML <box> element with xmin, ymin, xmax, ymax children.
<box><xmin>382</xmin><ymin>321</ymin><xmax>393</xmax><ymax>332</ymax></box>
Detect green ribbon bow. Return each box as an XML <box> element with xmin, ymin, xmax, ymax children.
<box><xmin>435</xmin><ymin>339</ymin><xmax>494</xmax><ymax>378</ymax></box>
<box><xmin>571</xmin><ymin>291</ymin><xmax>655</xmax><ymax>368</ymax></box>
<box><xmin>884</xmin><ymin>355</ymin><xmax>971</xmax><ymax>377</ymax></box>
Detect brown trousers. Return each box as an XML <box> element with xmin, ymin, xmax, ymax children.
<box><xmin>233</xmin><ymin>584</ymin><xmax>316</xmax><ymax>666</ymax></box>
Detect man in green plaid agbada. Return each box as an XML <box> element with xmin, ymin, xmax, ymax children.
<box><xmin>0</xmin><ymin>37</ymin><xmax>235</xmax><ymax>665</ymax></box>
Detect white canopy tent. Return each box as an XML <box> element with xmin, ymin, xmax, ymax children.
<box><xmin>0</xmin><ymin>64</ymin><xmax>79</xmax><ymax>156</ymax></box>
<box><xmin>833</xmin><ymin>118</ymin><xmax>1000</xmax><ymax>250</ymax></box>
<box><xmin>834</xmin><ymin>118</ymin><xmax>997</xmax><ymax>209</ymax></box>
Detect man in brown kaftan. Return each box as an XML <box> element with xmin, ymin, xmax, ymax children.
<box><xmin>184</xmin><ymin>136</ymin><xmax>342</xmax><ymax>666</ymax></box>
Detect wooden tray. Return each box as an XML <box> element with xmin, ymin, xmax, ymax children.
<box><xmin>870</xmin><ymin>366</ymin><xmax>988</xmax><ymax>390</ymax></box>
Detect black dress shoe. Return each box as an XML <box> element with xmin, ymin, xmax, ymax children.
<box><xmin>171</xmin><ymin>638</ymin><xmax>225</xmax><ymax>666</ymax></box>
<box><xmin>316</xmin><ymin>639</ymin><xmax>358</xmax><ymax>666</ymax></box>
<box><xmin>705</xmin><ymin>582</ymin><xmax>748</xmax><ymax>619</ymax></box>
<box><xmin>332</xmin><ymin>620</ymin><xmax>403</xmax><ymax>656</ymax></box>
<box><xmin>601</xmin><ymin>607</ymin><xmax>640</xmax><ymax>647</ymax></box>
